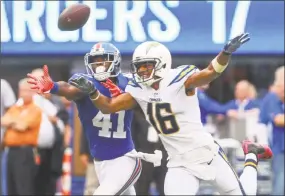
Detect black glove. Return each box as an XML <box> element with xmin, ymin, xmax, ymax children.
<box><xmin>223</xmin><ymin>33</ymin><xmax>250</xmax><ymax>55</ymax></box>
<box><xmin>69</xmin><ymin>76</ymin><xmax>97</xmax><ymax>95</ymax></box>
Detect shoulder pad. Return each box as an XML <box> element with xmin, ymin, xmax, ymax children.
<box><xmin>122</xmin><ymin>72</ymin><xmax>133</xmax><ymax>79</ymax></box>
<box><xmin>168</xmin><ymin>65</ymin><xmax>198</xmax><ymax>86</ymax></box>
<box><xmin>127</xmin><ymin>79</ymin><xmax>142</xmax><ymax>89</ymax></box>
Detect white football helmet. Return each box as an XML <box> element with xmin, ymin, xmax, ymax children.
<box><xmin>131</xmin><ymin>41</ymin><xmax>172</xmax><ymax>86</ymax></box>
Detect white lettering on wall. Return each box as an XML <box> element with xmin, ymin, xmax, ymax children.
<box><xmin>82</xmin><ymin>1</ymin><xmax>112</xmax><ymax>42</ymax></box>
<box><xmin>148</xmin><ymin>1</ymin><xmax>180</xmax><ymax>42</ymax></box>
<box><xmin>13</xmin><ymin>1</ymin><xmax>45</xmax><ymax>42</ymax></box>
<box><xmin>209</xmin><ymin>1</ymin><xmax>251</xmax><ymax>44</ymax></box>
<box><xmin>46</xmin><ymin>1</ymin><xmax>79</xmax><ymax>42</ymax></box>
<box><xmin>113</xmin><ymin>1</ymin><xmax>147</xmax><ymax>42</ymax></box>
<box><xmin>1</xmin><ymin>1</ymin><xmax>11</xmax><ymax>42</ymax></box>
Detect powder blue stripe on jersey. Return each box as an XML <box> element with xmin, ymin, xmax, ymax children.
<box><xmin>127</xmin><ymin>79</ymin><xmax>142</xmax><ymax>89</ymax></box>
<box><xmin>215</xmin><ymin>141</ymin><xmax>246</xmax><ymax>196</ymax></box>
<box><xmin>115</xmin><ymin>158</ymin><xmax>142</xmax><ymax>195</ymax></box>
<box><xmin>168</xmin><ymin>65</ymin><xmax>197</xmax><ymax>86</ymax></box>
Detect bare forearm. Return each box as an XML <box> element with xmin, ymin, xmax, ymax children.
<box><xmin>89</xmin><ymin>91</ymin><xmax>113</xmax><ymax>114</ymax></box>
<box><xmin>54</xmin><ymin>81</ymin><xmax>84</xmax><ymax>101</ymax></box>
<box><xmin>203</xmin><ymin>51</ymin><xmax>231</xmax><ymax>82</ymax></box>
<box><xmin>185</xmin><ymin>51</ymin><xmax>231</xmax><ymax>88</ymax></box>
<box><xmin>89</xmin><ymin>91</ymin><xmax>137</xmax><ymax>114</ymax></box>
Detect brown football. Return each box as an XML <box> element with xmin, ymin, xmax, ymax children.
<box><xmin>58</xmin><ymin>3</ymin><xmax>90</xmax><ymax>31</ymax></box>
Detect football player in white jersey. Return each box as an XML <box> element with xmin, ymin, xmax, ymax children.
<box><xmin>69</xmin><ymin>33</ymin><xmax>273</xmax><ymax>195</ymax></box>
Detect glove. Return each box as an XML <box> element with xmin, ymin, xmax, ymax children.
<box><xmin>223</xmin><ymin>33</ymin><xmax>250</xmax><ymax>55</ymax></box>
<box><xmin>69</xmin><ymin>75</ymin><xmax>97</xmax><ymax>95</ymax></box>
<box><xmin>126</xmin><ymin>150</ymin><xmax>163</xmax><ymax>167</ymax></box>
<box><xmin>101</xmin><ymin>79</ymin><xmax>123</xmax><ymax>97</ymax></box>
<box><xmin>27</xmin><ymin>65</ymin><xmax>54</xmax><ymax>94</ymax></box>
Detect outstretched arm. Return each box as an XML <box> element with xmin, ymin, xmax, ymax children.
<box><xmin>184</xmin><ymin>33</ymin><xmax>250</xmax><ymax>89</ymax></box>
<box><xmin>51</xmin><ymin>81</ymin><xmax>84</xmax><ymax>100</ymax></box>
<box><xmin>69</xmin><ymin>77</ymin><xmax>138</xmax><ymax>114</ymax></box>
<box><xmin>89</xmin><ymin>92</ymin><xmax>137</xmax><ymax>114</ymax></box>
<box><xmin>27</xmin><ymin>65</ymin><xmax>85</xmax><ymax>101</ymax></box>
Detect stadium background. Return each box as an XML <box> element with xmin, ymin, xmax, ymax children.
<box><xmin>1</xmin><ymin>1</ymin><xmax>284</xmax><ymax>195</ymax></box>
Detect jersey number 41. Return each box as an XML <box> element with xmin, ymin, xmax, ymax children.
<box><xmin>92</xmin><ymin>111</ymin><xmax>126</xmax><ymax>139</ymax></box>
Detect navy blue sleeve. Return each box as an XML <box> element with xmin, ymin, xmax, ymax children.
<box><xmin>267</xmin><ymin>98</ymin><xmax>283</xmax><ymax>123</ymax></box>
<box><xmin>198</xmin><ymin>91</ymin><xmax>227</xmax><ymax>114</ymax></box>
<box><xmin>259</xmin><ymin>101</ymin><xmax>269</xmax><ymax>124</ymax></box>
<box><xmin>248</xmin><ymin>99</ymin><xmax>260</xmax><ymax>109</ymax></box>
<box><xmin>223</xmin><ymin>100</ymin><xmax>236</xmax><ymax>111</ymax></box>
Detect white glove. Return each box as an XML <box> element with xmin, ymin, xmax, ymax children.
<box><xmin>126</xmin><ymin>150</ymin><xmax>163</xmax><ymax>167</ymax></box>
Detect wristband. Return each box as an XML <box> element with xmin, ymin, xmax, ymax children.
<box><xmin>90</xmin><ymin>91</ymin><xmax>101</xmax><ymax>101</ymax></box>
<box><xmin>50</xmin><ymin>82</ymin><xmax>59</xmax><ymax>94</ymax></box>
<box><xmin>211</xmin><ymin>57</ymin><xmax>228</xmax><ymax>73</ymax></box>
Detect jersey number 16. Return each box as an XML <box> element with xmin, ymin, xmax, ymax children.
<box><xmin>147</xmin><ymin>102</ymin><xmax>180</xmax><ymax>135</ymax></box>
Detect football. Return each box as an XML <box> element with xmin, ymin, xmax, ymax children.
<box><xmin>58</xmin><ymin>3</ymin><xmax>90</xmax><ymax>31</ymax></box>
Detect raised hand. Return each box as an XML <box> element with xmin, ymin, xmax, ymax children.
<box><xmin>101</xmin><ymin>79</ymin><xmax>123</xmax><ymax>97</ymax></box>
<box><xmin>27</xmin><ymin>65</ymin><xmax>54</xmax><ymax>93</ymax></box>
<box><xmin>223</xmin><ymin>33</ymin><xmax>250</xmax><ymax>54</ymax></box>
<box><xmin>69</xmin><ymin>75</ymin><xmax>96</xmax><ymax>95</ymax></box>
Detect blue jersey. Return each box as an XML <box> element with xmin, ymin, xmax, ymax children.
<box><xmin>259</xmin><ymin>92</ymin><xmax>284</xmax><ymax>154</ymax></box>
<box><xmin>69</xmin><ymin>73</ymin><xmax>134</xmax><ymax>160</ymax></box>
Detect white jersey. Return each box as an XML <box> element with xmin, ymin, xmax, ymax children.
<box><xmin>125</xmin><ymin>65</ymin><xmax>215</xmax><ymax>157</ymax></box>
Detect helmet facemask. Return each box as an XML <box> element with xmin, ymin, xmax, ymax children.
<box><xmin>131</xmin><ymin>57</ymin><xmax>165</xmax><ymax>86</ymax></box>
<box><xmin>85</xmin><ymin>52</ymin><xmax>121</xmax><ymax>81</ymax></box>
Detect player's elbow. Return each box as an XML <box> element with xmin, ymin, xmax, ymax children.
<box><xmin>101</xmin><ymin>109</ymin><xmax>112</xmax><ymax>114</ymax></box>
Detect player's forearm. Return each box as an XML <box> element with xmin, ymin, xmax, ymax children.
<box><xmin>89</xmin><ymin>91</ymin><xmax>114</xmax><ymax>114</ymax></box>
<box><xmin>203</xmin><ymin>51</ymin><xmax>231</xmax><ymax>82</ymax></box>
<box><xmin>52</xmin><ymin>81</ymin><xmax>84</xmax><ymax>100</ymax></box>
<box><xmin>89</xmin><ymin>91</ymin><xmax>136</xmax><ymax>114</ymax></box>
<box><xmin>185</xmin><ymin>52</ymin><xmax>231</xmax><ymax>88</ymax></box>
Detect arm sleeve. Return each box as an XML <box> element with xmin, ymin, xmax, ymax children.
<box><xmin>198</xmin><ymin>92</ymin><xmax>227</xmax><ymax>114</ymax></box>
<box><xmin>259</xmin><ymin>102</ymin><xmax>268</xmax><ymax>124</ymax></box>
<box><xmin>266</xmin><ymin>99</ymin><xmax>283</xmax><ymax>124</ymax></box>
<box><xmin>223</xmin><ymin>100</ymin><xmax>236</xmax><ymax>111</ymax></box>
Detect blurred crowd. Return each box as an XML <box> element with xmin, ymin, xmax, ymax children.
<box><xmin>1</xmin><ymin>68</ymin><xmax>72</xmax><ymax>195</ymax></box>
<box><xmin>1</xmin><ymin>65</ymin><xmax>284</xmax><ymax>195</ymax></box>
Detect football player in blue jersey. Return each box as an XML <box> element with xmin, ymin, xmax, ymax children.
<box><xmin>27</xmin><ymin>43</ymin><xmax>145</xmax><ymax>195</ymax></box>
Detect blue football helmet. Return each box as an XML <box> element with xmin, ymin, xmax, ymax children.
<box><xmin>84</xmin><ymin>42</ymin><xmax>121</xmax><ymax>81</ymax></box>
